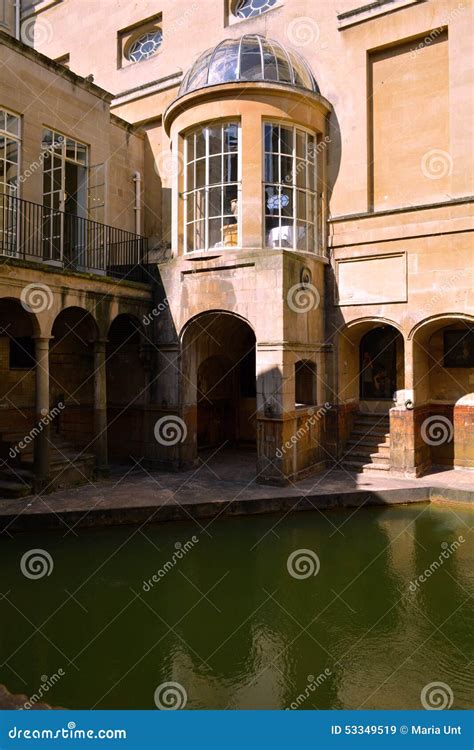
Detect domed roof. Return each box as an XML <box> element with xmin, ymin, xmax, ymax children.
<box><xmin>178</xmin><ymin>34</ymin><xmax>319</xmax><ymax>97</ymax></box>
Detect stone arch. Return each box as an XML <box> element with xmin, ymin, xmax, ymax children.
<box><xmin>410</xmin><ymin>313</ymin><xmax>473</xmax><ymax>470</ymax></box>
<box><xmin>181</xmin><ymin>310</ymin><xmax>257</xmax><ymax>456</ymax></box>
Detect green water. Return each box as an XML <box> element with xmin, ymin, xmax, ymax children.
<box><xmin>0</xmin><ymin>503</ymin><xmax>472</xmax><ymax>710</ymax></box>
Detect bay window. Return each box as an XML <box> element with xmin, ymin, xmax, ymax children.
<box><xmin>264</xmin><ymin>123</ymin><xmax>317</xmax><ymax>253</ymax></box>
<box><xmin>184</xmin><ymin>122</ymin><xmax>240</xmax><ymax>252</ymax></box>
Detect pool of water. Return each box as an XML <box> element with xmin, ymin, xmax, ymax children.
<box><xmin>0</xmin><ymin>502</ymin><xmax>472</xmax><ymax>710</ymax></box>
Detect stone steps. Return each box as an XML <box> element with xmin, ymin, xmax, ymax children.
<box><xmin>0</xmin><ymin>433</ymin><xmax>96</xmax><ymax>498</ymax></box>
<box><xmin>342</xmin><ymin>413</ymin><xmax>391</xmax><ymax>474</ymax></box>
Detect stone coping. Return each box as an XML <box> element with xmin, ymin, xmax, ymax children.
<box><xmin>0</xmin><ymin>466</ymin><xmax>472</xmax><ymax>534</ymax></box>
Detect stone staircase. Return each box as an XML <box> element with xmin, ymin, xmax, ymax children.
<box><xmin>0</xmin><ymin>432</ymin><xmax>96</xmax><ymax>498</ymax></box>
<box><xmin>341</xmin><ymin>413</ymin><xmax>391</xmax><ymax>474</ymax></box>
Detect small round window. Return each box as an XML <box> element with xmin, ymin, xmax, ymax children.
<box><xmin>234</xmin><ymin>0</ymin><xmax>278</xmax><ymax>19</ymax></box>
<box><xmin>128</xmin><ymin>29</ymin><xmax>163</xmax><ymax>63</ymax></box>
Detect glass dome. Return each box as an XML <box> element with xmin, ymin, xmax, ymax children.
<box><xmin>179</xmin><ymin>35</ymin><xmax>319</xmax><ymax>97</ymax></box>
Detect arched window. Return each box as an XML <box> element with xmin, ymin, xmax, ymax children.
<box><xmin>295</xmin><ymin>360</ymin><xmax>317</xmax><ymax>406</ymax></box>
<box><xmin>233</xmin><ymin>0</ymin><xmax>278</xmax><ymax>20</ymax></box>
<box><xmin>264</xmin><ymin>123</ymin><xmax>317</xmax><ymax>253</ymax></box>
<box><xmin>128</xmin><ymin>29</ymin><xmax>163</xmax><ymax>63</ymax></box>
<box><xmin>184</xmin><ymin>122</ymin><xmax>241</xmax><ymax>252</ymax></box>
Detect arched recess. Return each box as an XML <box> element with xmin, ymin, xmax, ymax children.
<box><xmin>411</xmin><ymin>314</ymin><xmax>474</xmax><ymax>470</ymax></box>
<box><xmin>0</xmin><ymin>298</ymin><xmax>40</xmax><ymax>463</ymax></box>
<box><xmin>106</xmin><ymin>314</ymin><xmax>149</xmax><ymax>462</ymax></box>
<box><xmin>181</xmin><ymin>310</ymin><xmax>256</xmax><ymax>454</ymax></box>
<box><xmin>338</xmin><ymin>318</ymin><xmax>405</xmax><ymax>412</ymax></box>
<box><xmin>49</xmin><ymin>306</ymin><xmax>99</xmax><ymax>448</ymax></box>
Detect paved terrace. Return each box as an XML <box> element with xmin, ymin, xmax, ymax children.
<box><xmin>0</xmin><ymin>450</ymin><xmax>472</xmax><ymax>534</ymax></box>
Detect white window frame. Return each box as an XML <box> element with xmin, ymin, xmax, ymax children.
<box><xmin>262</xmin><ymin>120</ymin><xmax>319</xmax><ymax>254</ymax></box>
<box><xmin>183</xmin><ymin>121</ymin><xmax>242</xmax><ymax>253</ymax></box>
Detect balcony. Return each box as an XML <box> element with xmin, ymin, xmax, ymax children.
<box><xmin>0</xmin><ymin>192</ymin><xmax>148</xmax><ymax>282</ymax></box>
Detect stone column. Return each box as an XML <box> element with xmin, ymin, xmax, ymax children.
<box><xmin>93</xmin><ymin>339</ymin><xmax>108</xmax><ymax>475</ymax></box>
<box><xmin>34</xmin><ymin>337</ymin><xmax>51</xmax><ymax>487</ymax></box>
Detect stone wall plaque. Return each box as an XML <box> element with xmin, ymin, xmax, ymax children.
<box><xmin>336</xmin><ymin>252</ymin><xmax>407</xmax><ymax>306</ymax></box>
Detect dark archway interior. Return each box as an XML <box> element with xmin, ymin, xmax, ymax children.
<box><xmin>183</xmin><ymin>312</ymin><xmax>256</xmax><ymax>451</ymax></box>
<box><xmin>360</xmin><ymin>326</ymin><xmax>402</xmax><ymax>401</ymax></box>
<box><xmin>50</xmin><ymin>307</ymin><xmax>98</xmax><ymax>447</ymax></box>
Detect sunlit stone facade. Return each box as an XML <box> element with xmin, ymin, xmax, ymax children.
<box><xmin>0</xmin><ymin>0</ymin><xmax>472</xmax><ymax>489</ymax></box>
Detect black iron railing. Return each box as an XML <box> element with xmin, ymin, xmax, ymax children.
<box><xmin>0</xmin><ymin>192</ymin><xmax>148</xmax><ymax>281</ymax></box>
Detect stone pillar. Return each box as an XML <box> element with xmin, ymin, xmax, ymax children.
<box><xmin>34</xmin><ymin>337</ymin><xmax>51</xmax><ymax>488</ymax></box>
<box><xmin>93</xmin><ymin>339</ymin><xmax>108</xmax><ymax>475</ymax></box>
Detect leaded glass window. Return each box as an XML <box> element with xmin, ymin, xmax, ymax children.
<box><xmin>184</xmin><ymin>122</ymin><xmax>240</xmax><ymax>252</ymax></box>
<box><xmin>234</xmin><ymin>0</ymin><xmax>278</xmax><ymax>19</ymax></box>
<box><xmin>264</xmin><ymin>123</ymin><xmax>318</xmax><ymax>253</ymax></box>
<box><xmin>128</xmin><ymin>29</ymin><xmax>163</xmax><ymax>63</ymax></box>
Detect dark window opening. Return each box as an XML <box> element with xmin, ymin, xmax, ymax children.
<box><xmin>9</xmin><ymin>336</ymin><xmax>35</xmax><ymax>369</ymax></box>
<box><xmin>295</xmin><ymin>360</ymin><xmax>316</xmax><ymax>406</ymax></box>
<box><xmin>443</xmin><ymin>329</ymin><xmax>474</xmax><ymax>368</ymax></box>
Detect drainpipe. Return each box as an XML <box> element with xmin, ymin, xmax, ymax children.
<box><xmin>14</xmin><ymin>0</ymin><xmax>21</xmax><ymax>39</ymax></box>
<box><xmin>133</xmin><ymin>171</ymin><xmax>141</xmax><ymax>235</ymax></box>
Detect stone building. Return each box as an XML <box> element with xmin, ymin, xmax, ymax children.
<box><xmin>0</xmin><ymin>0</ymin><xmax>472</xmax><ymax>494</ymax></box>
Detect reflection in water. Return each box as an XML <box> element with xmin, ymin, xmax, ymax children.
<box><xmin>0</xmin><ymin>504</ymin><xmax>472</xmax><ymax>709</ymax></box>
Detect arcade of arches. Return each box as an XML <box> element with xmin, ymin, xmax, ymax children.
<box><xmin>0</xmin><ymin>292</ymin><xmax>472</xmax><ymax>494</ymax></box>
<box><xmin>337</xmin><ymin>317</ymin><xmax>474</xmax><ymax>476</ymax></box>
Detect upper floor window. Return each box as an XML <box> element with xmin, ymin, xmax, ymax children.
<box><xmin>264</xmin><ymin>123</ymin><xmax>317</xmax><ymax>253</ymax></box>
<box><xmin>233</xmin><ymin>0</ymin><xmax>279</xmax><ymax>19</ymax></box>
<box><xmin>184</xmin><ymin>122</ymin><xmax>240</xmax><ymax>252</ymax></box>
<box><xmin>0</xmin><ymin>108</ymin><xmax>20</xmax><ymax>196</ymax></box>
<box><xmin>128</xmin><ymin>29</ymin><xmax>163</xmax><ymax>63</ymax></box>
